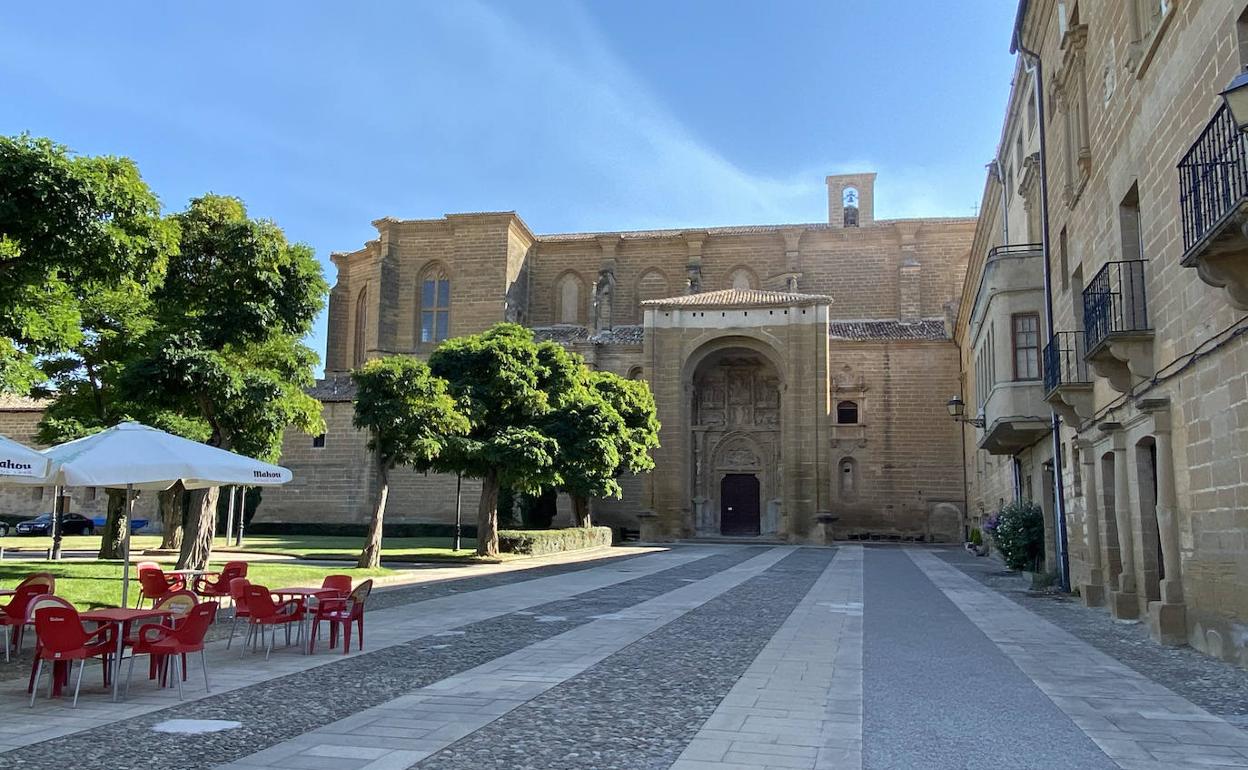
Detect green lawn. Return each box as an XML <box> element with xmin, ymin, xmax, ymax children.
<box><xmin>0</xmin><ymin>560</ymin><xmax>394</xmax><ymax>610</ymax></box>
<box><xmin>0</xmin><ymin>533</ymin><xmax>481</xmax><ymax>562</ymax></box>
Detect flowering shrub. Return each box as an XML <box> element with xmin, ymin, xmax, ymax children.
<box><xmin>993</xmin><ymin>500</ymin><xmax>1045</xmax><ymax>571</ymax></box>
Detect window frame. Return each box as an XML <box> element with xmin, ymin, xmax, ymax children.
<box><xmin>419</xmin><ymin>268</ymin><xmax>452</xmax><ymax>345</ymax></box>
<box><xmin>835</xmin><ymin>400</ymin><xmax>860</xmax><ymax>425</ymax></box>
<box><xmin>1011</xmin><ymin>312</ymin><xmax>1042</xmax><ymax>381</ymax></box>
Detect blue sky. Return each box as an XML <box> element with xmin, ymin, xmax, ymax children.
<box><xmin>2</xmin><ymin>1</ymin><xmax>1018</xmax><ymax>372</ymax></box>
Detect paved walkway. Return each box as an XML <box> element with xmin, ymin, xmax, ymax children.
<box><xmin>0</xmin><ymin>545</ymin><xmax>1244</xmax><ymax>770</ymax></box>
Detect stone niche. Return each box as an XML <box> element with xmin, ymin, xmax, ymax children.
<box><xmin>690</xmin><ymin>351</ymin><xmax>781</xmax><ymax>536</ymax></box>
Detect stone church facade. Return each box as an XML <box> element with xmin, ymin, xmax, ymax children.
<box><xmin>262</xmin><ymin>176</ymin><xmax>977</xmax><ymax>543</ymax></box>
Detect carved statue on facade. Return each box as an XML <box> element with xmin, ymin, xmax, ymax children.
<box><xmin>592</xmin><ymin>268</ymin><xmax>615</xmax><ymax>332</ymax></box>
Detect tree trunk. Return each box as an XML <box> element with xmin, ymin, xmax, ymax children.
<box><xmin>177</xmin><ymin>486</ymin><xmax>219</xmax><ymax>569</ymax></box>
<box><xmin>357</xmin><ymin>461</ymin><xmax>389</xmax><ymax>569</ymax></box>
<box><xmin>571</xmin><ymin>494</ymin><xmax>592</xmax><ymax>528</ymax></box>
<box><xmin>158</xmin><ymin>481</ymin><xmax>186</xmax><ymax>551</ymax></box>
<box><xmin>97</xmin><ymin>488</ymin><xmax>129</xmax><ymax>560</ymax></box>
<box><xmin>477</xmin><ymin>470</ymin><xmax>501</xmax><ymax>557</ymax></box>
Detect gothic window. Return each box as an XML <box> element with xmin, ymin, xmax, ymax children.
<box><xmin>1012</xmin><ymin>313</ymin><xmax>1041</xmax><ymax>381</ymax></box>
<box><xmin>352</xmin><ymin>285</ymin><xmax>368</xmax><ymax>368</ymax></box>
<box><xmin>636</xmin><ymin>269</ymin><xmax>669</xmax><ymax>309</ymax></box>
<box><xmin>420</xmin><ymin>267</ymin><xmax>451</xmax><ymax>344</ymax></box>
<box><xmin>835</xmin><ymin>400</ymin><xmax>859</xmax><ymax>425</ymax></box>
<box><xmin>556</xmin><ymin>273</ymin><xmax>584</xmax><ymax>325</ymax></box>
<box><xmin>729</xmin><ymin>268</ymin><xmax>756</xmax><ymax>291</ymax></box>
<box><xmin>842</xmin><ymin>187</ymin><xmax>860</xmax><ymax>227</ymax></box>
<box><xmin>838</xmin><ymin>458</ymin><xmax>858</xmax><ymax>499</ymax></box>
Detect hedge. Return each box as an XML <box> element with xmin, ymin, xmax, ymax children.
<box><xmin>498</xmin><ymin>526</ymin><xmax>613</xmax><ymax>556</ymax></box>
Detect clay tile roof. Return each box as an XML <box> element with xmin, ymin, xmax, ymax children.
<box><xmin>531</xmin><ymin>325</ymin><xmax>591</xmax><ymax>344</ymax></box>
<box><xmin>306</xmin><ymin>376</ymin><xmax>357</xmax><ymax>403</ymax></box>
<box><xmin>641</xmin><ymin>288</ymin><xmax>832</xmax><ymax>309</ymax></box>
<box><xmin>828</xmin><ymin>319</ymin><xmax>948</xmax><ymax>341</ymax></box>
<box><xmin>590</xmin><ymin>325</ymin><xmax>644</xmax><ymax>345</ymax></box>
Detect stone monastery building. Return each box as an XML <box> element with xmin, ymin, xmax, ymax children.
<box><xmin>263</xmin><ymin>176</ymin><xmax>976</xmax><ymax>543</ymax></box>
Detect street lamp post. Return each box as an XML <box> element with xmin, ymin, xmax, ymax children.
<box><xmin>946</xmin><ymin>397</ymin><xmax>983</xmax><ymax>542</ymax></box>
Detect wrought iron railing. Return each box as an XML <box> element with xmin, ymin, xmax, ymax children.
<box><xmin>1179</xmin><ymin>103</ymin><xmax>1248</xmax><ymax>255</ymax></box>
<box><xmin>1043</xmin><ymin>331</ymin><xmax>1090</xmax><ymax>395</ymax></box>
<box><xmin>986</xmin><ymin>243</ymin><xmax>1043</xmax><ymax>261</ymax></box>
<box><xmin>1082</xmin><ymin>260</ymin><xmax>1150</xmax><ymax>352</ymax></box>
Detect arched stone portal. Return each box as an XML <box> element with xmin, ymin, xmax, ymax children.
<box><xmin>690</xmin><ymin>348</ymin><xmax>781</xmax><ymax>536</ymax></box>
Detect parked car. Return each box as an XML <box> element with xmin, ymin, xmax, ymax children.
<box><xmin>14</xmin><ymin>512</ymin><xmax>95</xmax><ymax>536</ymax></box>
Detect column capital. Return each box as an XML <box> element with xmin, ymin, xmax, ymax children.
<box><xmin>1138</xmin><ymin>396</ymin><xmax>1172</xmax><ymax>433</ymax></box>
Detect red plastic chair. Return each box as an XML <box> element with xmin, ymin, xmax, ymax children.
<box><xmin>243</xmin><ymin>584</ymin><xmax>303</xmax><ymax>660</ymax></box>
<box><xmin>29</xmin><ymin>606</ymin><xmax>116</xmax><ymax>708</ymax></box>
<box><xmin>126</xmin><ymin>602</ymin><xmax>218</xmax><ymax>700</ymax></box>
<box><xmin>309</xmin><ymin>580</ymin><xmax>373</xmax><ymax>655</ymax></box>
<box><xmin>226</xmin><ymin>578</ymin><xmax>252</xmax><ymax>650</ymax></box>
<box><xmin>24</xmin><ymin>596</ymin><xmax>75</xmax><ymax>695</ymax></box>
<box><xmin>320</xmin><ymin>575</ymin><xmax>352</xmax><ymax>595</ymax></box>
<box><xmin>193</xmin><ymin>561</ymin><xmax>247</xmax><ymax>603</ymax></box>
<box><xmin>135</xmin><ymin>564</ymin><xmax>184</xmax><ymax>608</ymax></box>
<box><xmin>1</xmin><ymin>580</ymin><xmax>54</xmax><ymax>661</ymax></box>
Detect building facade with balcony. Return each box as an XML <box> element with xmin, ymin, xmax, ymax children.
<box><xmin>961</xmin><ymin>0</ymin><xmax>1248</xmax><ymax>666</ymax></box>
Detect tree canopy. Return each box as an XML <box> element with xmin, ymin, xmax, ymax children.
<box><xmin>351</xmin><ymin>356</ymin><xmax>468</xmax><ymax>567</ymax></box>
<box><xmin>0</xmin><ymin>135</ymin><xmax>177</xmax><ymax>394</ymax></box>
<box><xmin>121</xmin><ymin>194</ymin><xmax>328</xmax><ymax>568</ymax></box>
<box><xmin>426</xmin><ymin>324</ymin><xmax>659</xmax><ymax>554</ymax></box>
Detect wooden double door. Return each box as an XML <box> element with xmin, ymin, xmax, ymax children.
<box><xmin>720</xmin><ymin>473</ymin><xmax>761</xmax><ymax>536</ymax></box>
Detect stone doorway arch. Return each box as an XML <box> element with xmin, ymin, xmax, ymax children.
<box><xmin>689</xmin><ymin>347</ymin><xmax>782</xmax><ymax>536</ymax></box>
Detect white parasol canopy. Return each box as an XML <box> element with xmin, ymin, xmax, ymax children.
<box><xmin>0</xmin><ymin>434</ymin><xmax>53</xmax><ymax>484</ymax></box>
<box><xmin>36</xmin><ymin>421</ymin><xmax>294</xmax><ymax>701</ymax></box>
<box><xmin>40</xmin><ymin>421</ymin><xmax>293</xmax><ymax>489</ymax></box>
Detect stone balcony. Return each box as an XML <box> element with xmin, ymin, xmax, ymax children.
<box><xmin>1082</xmin><ymin>260</ymin><xmax>1154</xmax><ymax>394</ymax></box>
<box><xmin>1178</xmin><ymin>103</ymin><xmax>1248</xmax><ymax>310</ymax></box>
<box><xmin>978</xmin><ymin>380</ymin><xmax>1050</xmax><ymax>455</ymax></box>
<box><xmin>1043</xmin><ymin>330</ymin><xmax>1093</xmax><ymax>424</ymax></box>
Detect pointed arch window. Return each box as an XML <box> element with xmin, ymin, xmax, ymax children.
<box><xmin>420</xmin><ymin>268</ymin><xmax>451</xmax><ymax>344</ymax></box>
<box><xmin>835</xmin><ymin>400</ymin><xmax>860</xmax><ymax>425</ymax></box>
<box><xmin>353</xmin><ymin>285</ymin><xmax>368</xmax><ymax>368</ymax></box>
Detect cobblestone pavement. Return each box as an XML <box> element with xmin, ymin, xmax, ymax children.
<box><xmin>0</xmin><ymin>544</ymin><xmax>1245</xmax><ymax>770</ymax></box>
<box><xmin>936</xmin><ymin>547</ymin><xmax>1248</xmax><ymax>729</ymax></box>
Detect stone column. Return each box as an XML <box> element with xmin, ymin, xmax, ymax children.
<box><xmin>1140</xmin><ymin>398</ymin><xmax>1187</xmax><ymax>645</ymax></box>
<box><xmin>1102</xmin><ymin>422</ymin><xmax>1138</xmax><ymax>619</ymax></box>
<box><xmin>1076</xmin><ymin>438</ymin><xmax>1105</xmax><ymax>607</ymax></box>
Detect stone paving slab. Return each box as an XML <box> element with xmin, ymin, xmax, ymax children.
<box><xmin>218</xmin><ymin>547</ymin><xmax>800</xmax><ymax>770</ymax></box>
<box><xmin>0</xmin><ymin>545</ymin><xmax>736</xmax><ymax>766</ymax></box>
<box><xmin>908</xmin><ymin>549</ymin><xmax>1248</xmax><ymax>770</ymax></box>
<box><xmin>413</xmin><ymin>547</ymin><xmax>836</xmax><ymax>770</ymax></box>
<box><xmin>670</xmin><ymin>545</ymin><xmax>863</xmax><ymax>770</ymax></box>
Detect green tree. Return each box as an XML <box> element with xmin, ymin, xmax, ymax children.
<box><xmin>125</xmin><ymin>194</ymin><xmax>328</xmax><ymax>568</ymax></box>
<box><xmin>428</xmin><ymin>324</ymin><xmax>560</xmax><ymax>557</ymax></box>
<box><xmin>0</xmin><ymin>135</ymin><xmax>176</xmax><ymax>394</ymax></box>
<box><xmin>351</xmin><ymin>357</ymin><xmax>468</xmax><ymax>568</ymax></box>
<box><xmin>578</xmin><ymin>370</ymin><xmax>660</xmax><ymax>525</ymax></box>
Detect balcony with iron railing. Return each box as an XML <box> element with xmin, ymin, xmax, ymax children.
<box><xmin>1042</xmin><ymin>331</ymin><xmax>1093</xmax><ymax>424</ymax></box>
<box><xmin>1178</xmin><ymin>102</ymin><xmax>1248</xmax><ymax>309</ymax></box>
<box><xmin>1081</xmin><ymin>260</ymin><xmax>1154</xmax><ymax>393</ymax></box>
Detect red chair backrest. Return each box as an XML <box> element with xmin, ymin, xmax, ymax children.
<box><xmin>4</xmin><ymin>583</ymin><xmax>52</xmax><ymax>621</ymax></box>
<box><xmin>346</xmin><ymin>580</ymin><xmax>373</xmax><ymax>617</ymax></box>
<box><xmin>243</xmin><ymin>584</ymin><xmax>279</xmax><ymax>619</ymax></box>
<box><xmin>173</xmin><ymin>602</ymin><xmax>217</xmax><ymax>645</ymax></box>
<box><xmin>16</xmin><ymin>573</ymin><xmax>56</xmax><ymax>598</ymax></box>
<box><xmin>228</xmin><ymin>577</ymin><xmax>250</xmax><ymax>602</ymax></box>
<box><xmin>321</xmin><ymin>575</ymin><xmax>352</xmax><ymax>594</ymax></box>
<box><xmin>219</xmin><ymin>561</ymin><xmax>248</xmax><ymax>583</ymax></box>
<box><xmin>33</xmin><ymin>606</ymin><xmax>88</xmax><ymax>655</ymax></box>
<box><xmin>138</xmin><ymin>569</ymin><xmax>172</xmax><ymax>598</ymax></box>
<box><xmin>152</xmin><ymin>590</ymin><xmax>198</xmax><ymax>622</ymax></box>
<box><xmin>136</xmin><ymin>561</ymin><xmax>160</xmax><ymax>573</ymax></box>
<box><xmin>24</xmin><ymin>594</ymin><xmax>74</xmax><ymax>625</ymax></box>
